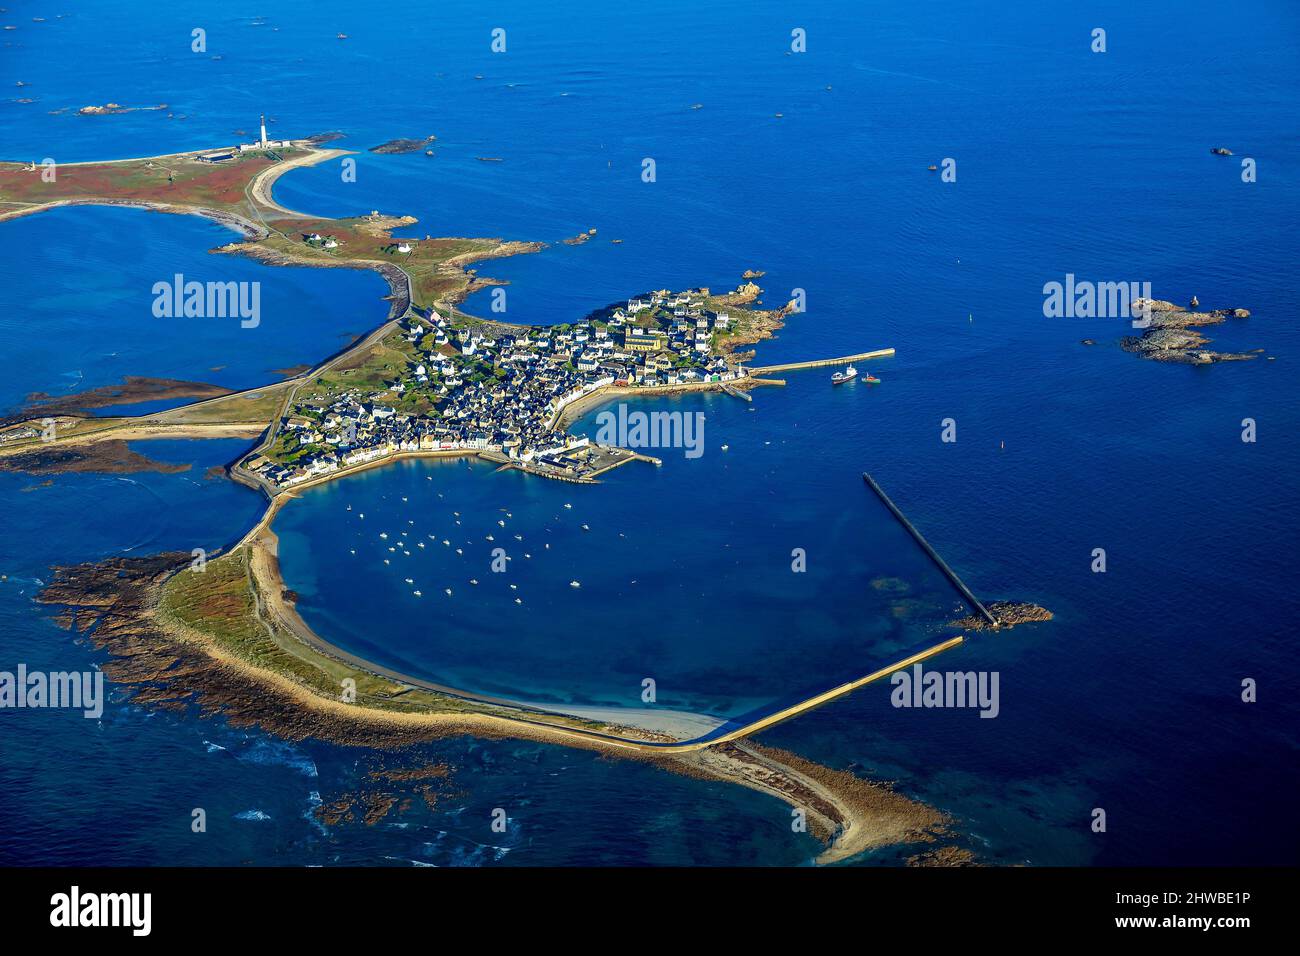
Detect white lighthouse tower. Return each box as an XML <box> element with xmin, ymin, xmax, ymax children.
<box><xmin>259</xmin><ymin>114</ymin><xmax>269</xmax><ymax>148</ymax></box>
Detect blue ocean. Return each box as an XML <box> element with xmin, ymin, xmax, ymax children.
<box><xmin>1</xmin><ymin>0</ymin><xmax>1297</xmax><ymax>866</ymax></box>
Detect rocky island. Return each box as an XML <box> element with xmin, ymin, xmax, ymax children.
<box><xmin>1122</xmin><ymin>297</ymin><xmax>1258</xmax><ymax>364</ymax></box>
<box><xmin>369</xmin><ymin>135</ymin><xmax>437</xmax><ymax>154</ymax></box>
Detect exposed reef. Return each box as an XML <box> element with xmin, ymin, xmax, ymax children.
<box><xmin>0</xmin><ymin>439</ymin><xmax>191</xmax><ymax>476</ymax></box>
<box><xmin>78</xmin><ymin>103</ymin><xmax>167</xmax><ymax>115</ymax></box>
<box><xmin>953</xmin><ymin>601</ymin><xmax>1054</xmax><ymax>631</ymax></box>
<box><xmin>9</xmin><ymin>376</ymin><xmax>232</xmax><ymax>423</ymax></box>
<box><xmin>370</xmin><ymin>136</ymin><xmax>436</xmax><ymax>154</ymax></box>
<box><xmin>1121</xmin><ymin>298</ymin><xmax>1258</xmax><ymax>364</ymax></box>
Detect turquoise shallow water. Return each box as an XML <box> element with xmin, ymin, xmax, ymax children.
<box><xmin>1</xmin><ymin>0</ymin><xmax>1298</xmax><ymax>865</ymax></box>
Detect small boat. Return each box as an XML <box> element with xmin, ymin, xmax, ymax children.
<box><xmin>865</xmin><ymin>373</ymin><xmax>881</xmax><ymax>384</ymax></box>
<box><xmin>721</xmin><ymin>444</ymin><xmax>729</xmax><ymax>451</ymax></box>
<box><xmin>413</xmin><ymin>590</ymin><xmax>422</xmax><ymax>597</ymax></box>
<box><xmin>564</xmin><ymin>503</ymin><xmax>573</xmax><ymax>509</ymax></box>
<box><xmin>831</xmin><ymin>365</ymin><xmax>858</xmax><ymax>385</ymax></box>
<box><xmin>569</xmin><ymin>580</ymin><xmax>581</xmax><ymax>588</ymax></box>
<box><xmin>444</xmin><ymin>588</ymin><xmax>452</xmax><ymax>596</ymax></box>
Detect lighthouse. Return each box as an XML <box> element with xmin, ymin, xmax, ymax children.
<box><xmin>259</xmin><ymin>114</ymin><xmax>268</xmax><ymax>148</ymax></box>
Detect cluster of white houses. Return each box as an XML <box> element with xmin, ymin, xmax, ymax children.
<box><xmin>245</xmin><ymin>288</ymin><xmax>748</xmax><ymax>487</ymax></box>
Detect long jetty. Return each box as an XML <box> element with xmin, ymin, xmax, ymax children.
<box><xmin>749</xmin><ymin>347</ymin><xmax>894</xmax><ymax>375</ymax></box>
<box><xmin>862</xmin><ymin>472</ymin><xmax>1000</xmax><ymax>627</ymax></box>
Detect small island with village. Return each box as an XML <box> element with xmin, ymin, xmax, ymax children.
<box><xmin>240</xmin><ymin>283</ymin><xmax>797</xmax><ymax>493</ymax></box>
<box><xmin>0</xmin><ymin>125</ymin><xmax>1003</xmax><ymax>866</ymax></box>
